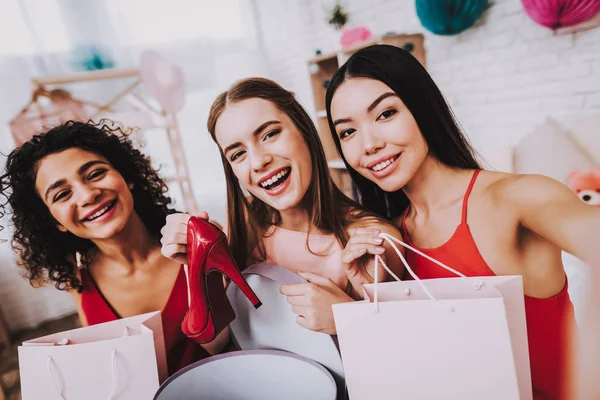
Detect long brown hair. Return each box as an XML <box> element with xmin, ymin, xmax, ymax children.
<box><xmin>207</xmin><ymin>77</ymin><xmax>382</xmax><ymax>268</ymax></box>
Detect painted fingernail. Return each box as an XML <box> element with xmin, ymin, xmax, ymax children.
<box><xmin>376</xmin><ymin>247</ymin><xmax>385</xmax><ymax>253</ymax></box>
<box><xmin>359</xmin><ymin>248</ymin><xmax>367</xmax><ymax>254</ymax></box>
<box><xmin>373</xmin><ymin>237</ymin><xmax>383</xmax><ymax>244</ymax></box>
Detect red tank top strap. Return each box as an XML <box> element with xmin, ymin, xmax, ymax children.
<box><xmin>402</xmin><ymin>169</ymin><xmax>481</xmax><ymax>233</ymax></box>
<box><xmin>401</xmin><ymin>204</ymin><xmax>411</xmax><ymax>236</ymax></box>
<box><xmin>79</xmin><ymin>268</ymin><xmax>98</xmax><ymax>294</ymax></box>
<box><xmin>461</xmin><ymin>169</ymin><xmax>482</xmax><ymax>224</ymax></box>
<box><xmin>79</xmin><ymin>268</ymin><xmax>120</xmax><ymax>324</ymax></box>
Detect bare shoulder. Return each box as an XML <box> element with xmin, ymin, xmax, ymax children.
<box><xmin>348</xmin><ymin>214</ymin><xmax>401</xmax><ymax>237</ymax></box>
<box><xmin>67</xmin><ymin>272</ymin><xmax>89</xmax><ymax>326</ymax></box>
<box><xmin>391</xmin><ymin>215</ymin><xmax>403</xmax><ymax>231</ymax></box>
<box><xmin>68</xmin><ymin>287</ymin><xmax>82</xmax><ymax>302</ymax></box>
<box><xmin>481</xmin><ymin>171</ymin><xmax>577</xmax><ymax>205</ymax></box>
<box><xmin>472</xmin><ymin>170</ymin><xmax>513</xmax><ymax>192</ymax></box>
<box><xmin>66</xmin><ymin>269</ymin><xmax>83</xmax><ymax>301</ymax></box>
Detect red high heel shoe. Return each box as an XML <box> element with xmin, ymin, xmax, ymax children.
<box><xmin>181</xmin><ymin>216</ymin><xmax>262</xmax><ymax>344</ymax></box>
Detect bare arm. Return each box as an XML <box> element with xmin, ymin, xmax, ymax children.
<box><xmin>503</xmin><ymin>174</ymin><xmax>600</xmax><ymax>265</ymax></box>
<box><xmin>68</xmin><ymin>289</ymin><xmax>88</xmax><ymax>327</ymax></box>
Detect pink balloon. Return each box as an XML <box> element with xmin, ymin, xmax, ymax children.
<box><xmin>521</xmin><ymin>0</ymin><xmax>600</xmax><ymax>29</ymax></box>
<box><xmin>140</xmin><ymin>51</ymin><xmax>185</xmax><ymax>113</ymax></box>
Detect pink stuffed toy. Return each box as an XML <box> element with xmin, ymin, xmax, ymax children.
<box><xmin>567</xmin><ymin>168</ymin><xmax>600</xmax><ymax>207</ymax></box>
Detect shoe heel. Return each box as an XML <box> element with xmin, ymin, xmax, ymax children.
<box><xmin>204</xmin><ymin>271</ymin><xmax>236</xmax><ymax>341</ymax></box>
<box><xmin>206</xmin><ymin>238</ymin><xmax>262</xmax><ymax>309</ymax></box>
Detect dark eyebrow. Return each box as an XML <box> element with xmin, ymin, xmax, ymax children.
<box><xmin>368</xmin><ymin>92</ymin><xmax>398</xmax><ymax>112</ymax></box>
<box><xmin>333</xmin><ymin>92</ymin><xmax>399</xmax><ymax>127</ymax></box>
<box><xmin>333</xmin><ymin>117</ymin><xmax>352</xmax><ymax>127</ymax></box>
<box><xmin>44</xmin><ymin>160</ymin><xmax>108</xmax><ymax>201</ymax></box>
<box><xmin>222</xmin><ymin>120</ymin><xmax>280</xmax><ymax>155</ymax></box>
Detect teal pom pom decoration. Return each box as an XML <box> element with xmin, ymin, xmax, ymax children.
<box><xmin>416</xmin><ymin>0</ymin><xmax>489</xmax><ymax>35</ymax></box>
<box><xmin>71</xmin><ymin>45</ymin><xmax>115</xmax><ymax>71</ymax></box>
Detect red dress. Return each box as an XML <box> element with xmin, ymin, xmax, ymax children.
<box><xmin>401</xmin><ymin>169</ymin><xmax>575</xmax><ymax>400</ymax></box>
<box><xmin>80</xmin><ymin>265</ymin><xmax>210</xmax><ymax>376</ymax></box>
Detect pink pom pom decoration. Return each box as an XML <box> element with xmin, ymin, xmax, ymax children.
<box><xmin>521</xmin><ymin>0</ymin><xmax>600</xmax><ymax>29</ymax></box>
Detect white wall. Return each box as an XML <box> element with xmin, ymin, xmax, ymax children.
<box><xmin>0</xmin><ymin>0</ymin><xmax>269</xmax><ymax>332</ymax></box>
<box><xmin>252</xmin><ymin>0</ymin><xmax>600</xmax><ymax>158</ymax></box>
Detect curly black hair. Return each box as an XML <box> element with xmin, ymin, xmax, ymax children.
<box><xmin>0</xmin><ymin>120</ymin><xmax>176</xmax><ymax>292</ymax></box>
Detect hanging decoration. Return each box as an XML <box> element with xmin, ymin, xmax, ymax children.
<box><xmin>416</xmin><ymin>0</ymin><xmax>489</xmax><ymax>36</ymax></box>
<box><xmin>325</xmin><ymin>1</ymin><xmax>373</xmax><ymax>48</ymax></box>
<box><xmin>521</xmin><ymin>0</ymin><xmax>600</xmax><ymax>30</ymax></box>
<box><xmin>71</xmin><ymin>45</ymin><xmax>115</xmax><ymax>71</ymax></box>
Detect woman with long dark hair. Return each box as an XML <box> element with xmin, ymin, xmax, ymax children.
<box><xmin>161</xmin><ymin>77</ymin><xmax>404</xmax><ymax>334</ymax></box>
<box><xmin>0</xmin><ymin>121</ymin><xmax>226</xmax><ymax>375</ymax></box>
<box><xmin>325</xmin><ymin>44</ymin><xmax>600</xmax><ymax>399</ymax></box>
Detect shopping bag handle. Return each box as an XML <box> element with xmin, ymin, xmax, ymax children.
<box><xmin>46</xmin><ymin>327</ymin><xmax>130</xmax><ymax>400</ymax></box>
<box><xmin>372</xmin><ymin>233</ymin><xmax>482</xmax><ymax>313</ymax></box>
<box><xmin>376</xmin><ymin>233</ymin><xmax>467</xmax><ymax>278</ymax></box>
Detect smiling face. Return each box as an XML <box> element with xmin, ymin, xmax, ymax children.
<box><xmin>35</xmin><ymin>147</ymin><xmax>135</xmax><ymax>240</ymax></box>
<box><xmin>330</xmin><ymin>77</ymin><xmax>429</xmax><ymax>192</ymax></box>
<box><xmin>215</xmin><ymin>98</ymin><xmax>313</xmax><ymax>212</ymax></box>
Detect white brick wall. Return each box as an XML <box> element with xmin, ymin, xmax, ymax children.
<box><xmin>252</xmin><ymin>0</ymin><xmax>600</xmax><ymax>159</ymax></box>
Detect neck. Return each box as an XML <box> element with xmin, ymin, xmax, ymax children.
<box><xmin>90</xmin><ymin>212</ymin><xmax>158</xmax><ymax>273</ymax></box>
<box><xmin>403</xmin><ymin>156</ymin><xmax>476</xmax><ymax>217</ymax></box>
<box><xmin>278</xmin><ymin>206</ymin><xmax>312</xmax><ymax>233</ymax></box>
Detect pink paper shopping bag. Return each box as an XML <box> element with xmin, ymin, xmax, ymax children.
<box><xmin>332</xmin><ymin>233</ymin><xmax>533</xmax><ymax>400</ymax></box>
<box><xmin>18</xmin><ymin>311</ymin><xmax>167</xmax><ymax>400</ymax></box>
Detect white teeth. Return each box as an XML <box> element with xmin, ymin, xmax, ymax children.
<box><xmin>85</xmin><ymin>202</ymin><xmax>113</xmax><ymax>221</ymax></box>
<box><xmin>371</xmin><ymin>156</ymin><xmax>397</xmax><ymax>172</ymax></box>
<box><xmin>91</xmin><ymin>207</ymin><xmax>108</xmax><ymax>219</ymax></box>
<box><xmin>260</xmin><ymin>168</ymin><xmax>290</xmax><ymax>188</ymax></box>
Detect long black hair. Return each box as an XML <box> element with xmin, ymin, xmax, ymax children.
<box><xmin>325</xmin><ymin>44</ymin><xmax>481</xmax><ymax>220</ymax></box>
<box><xmin>0</xmin><ymin>120</ymin><xmax>175</xmax><ymax>292</ymax></box>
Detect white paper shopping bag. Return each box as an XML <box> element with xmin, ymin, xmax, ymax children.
<box><xmin>18</xmin><ymin>311</ymin><xmax>167</xmax><ymax>400</ymax></box>
<box><xmin>332</xmin><ymin>233</ymin><xmax>532</xmax><ymax>400</ymax></box>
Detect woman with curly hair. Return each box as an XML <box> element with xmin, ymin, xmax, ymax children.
<box><xmin>0</xmin><ymin>120</ymin><xmax>224</xmax><ymax>375</ymax></box>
